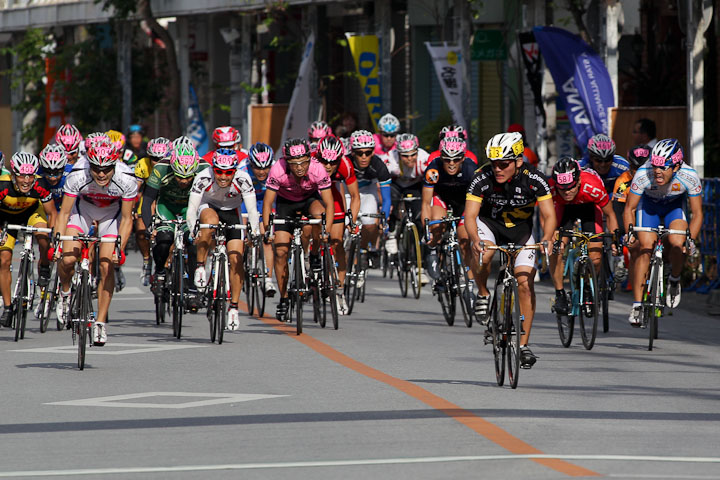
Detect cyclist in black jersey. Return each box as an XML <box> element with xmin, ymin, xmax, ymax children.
<box><xmin>464</xmin><ymin>132</ymin><xmax>557</xmax><ymax>368</ymax></box>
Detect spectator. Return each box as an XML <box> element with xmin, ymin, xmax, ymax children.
<box><xmin>127</xmin><ymin>124</ymin><xmax>147</xmax><ymax>159</ymax></box>
<box><xmin>632</xmin><ymin>118</ymin><xmax>658</xmax><ymax>148</ymax></box>
<box><xmin>334</xmin><ymin>112</ymin><xmax>358</xmax><ymax>137</ymax></box>
<box><xmin>508</xmin><ymin>123</ymin><xmax>539</xmax><ymax>167</ymax></box>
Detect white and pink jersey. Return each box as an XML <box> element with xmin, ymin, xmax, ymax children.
<box><xmin>266</xmin><ymin>157</ymin><xmax>332</xmax><ymax>202</ymax></box>
<box><xmin>373</xmin><ymin>133</ymin><xmax>396</xmax><ymax>157</ymax></box>
<box><xmin>391</xmin><ymin>148</ymin><xmax>430</xmax><ymax>189</ymax></box>
<box><xmin>63</xmin><ymin>161</ymin><xmax>138</xmax><ymax>210</ymax></box>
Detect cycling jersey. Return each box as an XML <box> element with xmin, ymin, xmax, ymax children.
<box><xmin>423</xmin><ymin>156</ymin><xmax>477</xmax><ymax>214</ymax></box>
<box><xmin>0</xmin><ymin>174</ymin><xmax>53</xmax><ymax>216</ymax></box>
<box><xmin>373</xmin><ymin>133</ymin><xmax>396</xmax><ymax>157</ymax></box>
<box><xmin>328</xmin><ymin>156</ymin><xmax>357</xmax><ymax>221</ymax></box>
<box><xmin>241</xmin><ymin>166</ymin><xmax>272</xmax><ymax>217</ymax></box>
<box><xmin>630</xmin><ymin>161</ymin><xmax>702</xmax><ymax>203</ymax></box>
<box><xmin>134</xmin><ymin>157</ymin><xmax>155</xmax><ymax>181</ymax></box>
<box><xmin>266</xmin><ymin>157</ymin><xmax>331</xmax><ymax>202</ymax></box>
<box><xmin>550</xmin><ymin>169</ymin><xmax>608</xmax><ymax>234</ymax></box>
<box><xmin>352</xmin><ymin>154</ymin><xmax>392</xmax><ymax>221</ymax></box>
<box><xmin>427</xmin><ymin>149</ymin><xmax>479</xmax><ymax>165</ymax></box>
<box><xmin>392</xmin><ymin>148</ymin><xmax>430</xmax><ymax>189</ymax></box>
<box><xmin>39</xmin><ymin>164</ymin><xmax>74</xmax><ymax>211</ymax></box>
<box><xmin>578</xmin><ymin>154</ymin><xmax>630</xmax><ymax>193</ymax></box>
<box><xmin>141</xmin><ymin>161</ymin><xmax>209</xmax><ymax>229</ymax></box>
<box><xmin>466</xmin><ymin>163</ymin><xmax>551</xmax><ymax>234</ymax></box>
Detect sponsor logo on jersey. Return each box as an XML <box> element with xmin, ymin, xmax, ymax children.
<box><xmin>425</xmin><ymin>169</ymin><xmax>439</xmax><ymax>184</ymax></box>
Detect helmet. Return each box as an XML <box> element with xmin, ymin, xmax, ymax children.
<box><xmin>440</xmin><ymin>137</ymin><xmax>467</xmax><ymax>159</ymax></box>
<box><xmin>587</xmin><ymin>134</ymin><xmax>616</xmax><ymax>159</ymax></box>
<box><xmin>10</xmin><ymin>152</ymin><xmax>40</xmax><ymax>176</ymax></box>
<box><xmin>248</xmin><ymin>142</ymin><xmax>275</xmax><ymax>169</ymax></box>
<box><xmin>212</xmin><ymin>126</ymin><xmax>240</xmax><ymax>147</ymax></box>
<box><xmin>146</xmin><ymin>137</ymin><xmax>172</xmax><ymax>160</ymax></box>
<box><xmin>439</xmin><ymin>124</ymin><xmax>467</xmax><ymax>140</ymax></box>
<box><xmin>339</xmin><ymin>137</ymin><xmax>351</xmax><ymax>155</ymax></box>
<box><xmin>87</xmin><ymin>139</ymin><xmax>120</xmax><ymax>167</ymax></box>
<box><xmin>552</xmin><ymin>156</ymin><xmax>581</xmax><ymax>190</ymax></box>
<box><xmin>350</xmin><ymin>130</ymin><xmax>376</xmax><ymax>150</ymax></box>
<box><xmin>378</xmin><ymin>114</ymin><xmax>400</xmax><ymax>134</ymax></box>
<box><xmin>308</xmin><ymin>121</ymin><xmax>331</xmax><ymax>141</ymax></box>
<box><xmin>395</xmin><ymin>133</ymin><xmax>419</xmax><ymax>154</ymax></box>
<box><xmin>485</xmin><ymin>132</ymin><xmax>524</xmax><ymax>161</ymax></box>
<box><xmin>172</xmin><ymin>135</ymin><xmax>194</xmax><ymax>151</ymax></box>
<box><xmin>316</xmin><ymin>136</ymin><xmax>344</xmax><ymax>163</ymax></box>
<box><xmin>212</xmin><ymin>147</ymin><xmax>238</xmax><ymax>170</ymax></box>
<box><xmin>651</xmin><ymin>139</ymin><xmax>684</xmax><ymax>168</ymax></box>
<box><xmin>127</xmin><ymin>124</ymin><xmax>143</xmax><ymax>135</ymax></box>
<box><xmin>85</xmin><ymin>132</ymin><xmax>110</xmax><ymax>151</ymax></box>
<box><xmin>106</xmin><ymin>130</ymin><xmax>126</xmax><ymax>151</ymax></box>
<box><xmin>55</xmin><ymin>124</ymin><xmax>82</xmax><ymax>154</ymax></box>
<box><xmin>170</xmin><ymin>144</ymin><xmax>199</xmax><ymax>178</ymax></box>
<box><xmin>282</xmin><ymin>138</ymin><xmax>311</xmax><ymax>160</ymax></box>
<box><xmin>627</xmin><ymin>144</ymin><xmax>651</xmax><ymax>169</ymax></box>
<box><xmin>39</xmin><ymin>144</ymin><xmax>68</xmax><ymax>171</ymax></box>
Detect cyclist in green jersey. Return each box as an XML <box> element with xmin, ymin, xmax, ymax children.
<box><xmin>141</xmin><ymin>143</ymin><xmax>208</xmax><ymax>311</ymax></box>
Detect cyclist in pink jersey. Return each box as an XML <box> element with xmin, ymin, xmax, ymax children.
<box><xmin>263</xmin><ymin>138</ymin><xmax>334</xmax><ymax>321</ymax></box>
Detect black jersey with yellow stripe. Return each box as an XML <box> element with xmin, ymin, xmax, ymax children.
<box><xmin>0</xmin><ymin>173</ymin><xmax>53</xmax><ymax>215</ymax></box>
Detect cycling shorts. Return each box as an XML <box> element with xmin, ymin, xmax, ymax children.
<box><xmin>67</xmin><ymin>202</ymin><xmax>121</xmax><ymax>239</ymax></box>
<box><xmin>358</xmin><ymin>192</ymin><xmax>379</xmax><ymax>225</ymax></box>
<box><xmin>331</xmin><ymin>185</ymin><xmax>347</xmax><ymax>224</ymax></box>
<box><xmin>636</xmin><ymin>195</ymin><xmax>686</xmax><ymax>229</ymax></box>
<box><xmin>197</xmin><ymin>204</ymin><xmax>245</xmax><ymax>241</ymax></box>
<box><xmin>558</xmin><ymin>203</ymin><xmax>603</xmax><ymax>234</ymax></box>
<box><xmin>274</xmin><ymin>195</ymin><xmax>322</xmax><ymax>233</ymax></box>
<box><xmin>476</xmin><ymin>218</ymin><xmax>536</xmax><ymax>269</ymax></box>
<box><xmin>430</xmin><ymin>195</ymin><xmax>465</xmax><ymax>226</ymax></box>
<box><xmin>0</xmin><ymin>203</ymin><xmax>48</xmax><ymax>251</ymax></box>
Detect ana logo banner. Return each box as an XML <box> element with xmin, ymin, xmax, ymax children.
<box><xmin>346</xmin><ymin>34</ymin><xmax>382</xmax><ymax>130</ymax></box>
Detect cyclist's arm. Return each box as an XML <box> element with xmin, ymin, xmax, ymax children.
<box><xmin>623</xmin><ymin>192</ymin><xmax>641</xmax><ymax>233</ymax></box>
<box><xmin>463</xmin><ymin>195</ymin><xmax>482</xmax><ymax>248</ymax></box>
<box><xmin>346</xmin><ymin>180</ymin><xmax>361</xmax><ymax>224</ymax></box>
<box><xmin>319</xmin><ymin>188</ymin><xmax>335</xmax><ymax>224</ymax></box>
<box><xmin>141</xmin><ymin>185</ymin><xmax>159</xmax><ymax>228</ymax></box>
<box><xmin>118</xmin><ymin>200</ymin><xmax>134</xmax><ymax>253</ymax></box>
<box><xmin>421</xmin><ymin>186</ymin><xmax>433</xmax><ymax>228</ymax></box>
<box><xmin>54</xmin><ymin>194</ymin><xmax>76</xmax><ymax>238</ymax></box>
<box><xmin>688</xmin><ymin>194</ymin><xmax>703</xmax><ymax>240</ymax></box>
<box><xmin>537</xmin><ymin>197</ymin><xmax>557</xmax><ymax>244</ymax></box>
<box><xmin>600</xmin><ymin>200</ymin><xmax>619</xmax><ymax>233</ymax></box>
<box><xmin>42</xmin><ymin>200</ymin><xmax>57</xmax><ymax>230</ymax></box>
<box><xmin>186</xmin><ymin>191</ymin><xmax>202</xmax><ymax>235</ymax></box>
<box><xmin>379</xmin><ymin>181</ymin><xmax>391</xmax><ymax>220</ymax></box>
<box><xmin>262</xmin><ymin>188</ymin><xmax>277</xmax><ymax>231</ymax></box>
<box><xmin>242</xmin><ymin>189</ymin><xmax>260</xmax><ymax>236</ymax></box>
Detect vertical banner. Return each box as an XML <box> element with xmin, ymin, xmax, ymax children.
<box><xmin>187</xmin><ymin>85</ymin><xmax>209</xmax><ymax>156</ymax></box>
<box><xmin>518</xmin><ymin>31</ymin><xmax>546</xmax><ymax>131</ymax></box>
<box><xmin>425</xmin><ymin>42</ymin><xmax>466</xmax><ymax>130</ymax></box>
<box><xmin>43</xmin><ymin>58</ymin><xmax>66</xmax><ymax>147</ymax></box>
<box><xmin>281</xmin><ymin>32</ymin><xmax>315</xmax><ymax>148</ymax></box>
<box><xmin>346</xmin><ymin>33</ymin><xmax>381</xmax><ymax>130</ymax></box>
<box><xmin>533</xmin><ymin>26</ymin><xmax>615</xmax><ymax>153</ymax></box>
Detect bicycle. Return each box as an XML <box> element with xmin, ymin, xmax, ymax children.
<box><xmin>152</xmin><ymin>217</ymin><xmax>190</xmax><ymax>339</ymax></box>
<box><xmin>481</xmin><ymin>241</ymin><xmax>547</xmax><ymax>389</ymax></box>
<box><xmin>628</xmin><ymin>224</ymin><xmax>689</xmax><ymax>351</ymax></box>
<box><xmin>196</xmin><ymin>221</ymin><xmax>247</xmax><ymax>344</ymax></box>
<box><xmin>36</xmin><ymin>256</ymin><xmax>60</xmax><ymax>333</ymax></box>
<box><xmin>56</xmin><ymin>233</ymin><xmax>120</xmax><ymax>370</ymax></box>
<box><xmin>395</xmin><ymin>195</ymin><xmax>423</xmax><ymax>299</ymax></box>
<box><xmin>345</xmin><ymin>212</ymin><xmax>384</xmax><ymax>310</ymax></box>
<box><xmin>2</xmin><ymin>224</ymin><xmax>51</xmax><ymax>341</ymax></box>
<box><xmin>244</xmin><ymin>235</ymin><xmax>267</xmax><ymax>319</ymax></box>
<box><xmin>552</xmin><ymin>228</ymin><xmax>616</xmax><ymax>350</ymax></box>
<box><xmin>425</xmin><ymin>214</ymin><xmax>475</xmax><ymax>328</ymax></box>
<box><xmin>310</xmin><ymin>221</ymin><xmax>340</xmax><ymax>330</ymax></box>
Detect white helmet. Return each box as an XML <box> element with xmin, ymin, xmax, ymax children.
<box><xmin>587</xmin><ymin>134</ymin><xmax>616</xmax><ymax>159</ymax></box>
<box><xmin>39</xmin><ymin>144</ymin><xmax>68</xmax><ymax>171</ymax></box>
<box><xmin>10</xmin><ymin>152</ymin><xmax>40</xmax><ymax>176</ymax></box>
<box><xmin>395</xmin><ymin>133</ymin><xmax>419</xmax><ymax>154</ymax></box>
<box><xmin>378</xmin><ymin>113</ymin><xmax>400</xmax><ymax>134</ymax></box>
<box><xmin>485</xmin><ymin>132</ymin><xmax>524</xmax><ymax>161</ymax></box>
<box><xmin>351</xmin><ymin>130</ymin><xmax>376</xmax><ymax>150</ymax></box>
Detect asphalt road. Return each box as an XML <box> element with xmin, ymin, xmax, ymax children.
<box><xmin>1</xmin><ymin>251</ymin><xmax>719</xmax><ymax>479</ymax></box>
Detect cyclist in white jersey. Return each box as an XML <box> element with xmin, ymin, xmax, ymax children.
<box><xmin>624</xmin><ymin>139</ymin><xmax>702</xmax><ymax>324</ymax></box>
<box><xmin>186</xmin><ymin>148</ymin><xmax>259</xmax><ymax>331</ymax></box>
<box><xmin>54</xmin><ymin>139</ymin><xmax>138</xmax><ymax>346</ymax></box>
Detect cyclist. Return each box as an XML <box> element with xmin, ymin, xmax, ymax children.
<box><xmin>135</xmin><ymin>137</ymin><xmax>172</xmax><ymax>286</ymax></box>
<box><xmin>107</xmin><ymin>129</ymin><xmax>138</xmax><ymax>166</ymax></box>
<box><xmin>374</xmin><ymin>113</ymin><xmax>400</xmax><ymax>160</ymax></box>
<box><xmin>548</xmin><ymin>157</ymin><xmax>619</xmax><ymax>314</ymax></box>
<box><xmin>315</xmin><ymin>135</ymin><xmax>361</xmax><ymax>314</ymax></box>
<box><xmin>55</xmin><ymin>124</ymin><xmax>84</xmax><ymax>165</ymax></box>
<box><xmin>38</xmin><ymin>144</ymin><xmax>73</xmax><ymax>212</ymax></box>
<box><xmin>243</xmin><ymin>142</ymin><xmax>278</xmax><ymax>297</ymax></box>
<box><xmin>464</xmin><ymin>132</ymin><xmax>556</xmax><ymax>368</ymax></box>
<box><xmin>126</xmin><ymin>124</ymin><xmax>147</xmax><ymax>159</ymax></box>
<box><xmin>308</xmin><ymin>121</ymin><xmax>332</xmax><ymax>151</ymax></box>
<box><xmin>201</xmin><ymin>126</ymin><xmax>249</xmax><ymax>167</ymax></box>
<box><xmin>623</xmin><ymin>139</ymin><xmax>702</xmax><ymax>325</ymax></box>
<box><xmin>263</xmin><ymin>138</ymin><xmax>334</xmax><ymax>322</ymax></box>
<box><xmin>0</xmin><ymin>153</ymin><xmax>56</xmax><ymax>327</ymax></box>
<box><xmin>427</xmin><ymin>125</ymin><xmax>479</xmax><ymax>165</ymax></box>
<box><xmin>421</xmin><ymin>137</ymin><xmax>476</xmax><ymax>283</ymax></box>
<box><xmin>142</xmin><ymin>143</ymin><xmax>207</xmax><ymax>311</ymax></box>
<box><xmin>187</xmin><ymin>148</ymin><xmax>259</xmax><ymax>331</ymax></box>
<box><xmin>349</xmin><ymin>130</ymin><xmax>395</xmax><ymax>274</ymax></box>
<box><xmin>579</xmin><ymin>133</ymin><xmax>629</xmax><ymax>195</ymax></box>
<box><xmin>54</xmin><ymin>139</ymin><xmax>137</xmax><ymax>345</ymax></box>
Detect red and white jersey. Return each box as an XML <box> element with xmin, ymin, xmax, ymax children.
<box><xmin>391</xmin><ymin>148</ymin><xmax>430</xmax><ymax>189</ymax></box>
<box><xmin>63</xmin><ymin>161</ymin><xmax>138</xmax><ymax>211</ymax></box>
<box><xmin>375</xmin><ymin>150</ymin><xmax>400</xmax><ymax>177</ymax></box>
<box><xmin>330</xmin><ymin>156</ymin><xmax>357</xmax><ymax>187</ymax></box>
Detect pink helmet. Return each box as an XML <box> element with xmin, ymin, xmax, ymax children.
<box><xmin>55</xmin><ymin>124</ymin><xmax>83</xmax><ymax>154</ymax></box>
<box><xmin>212</xmin><ymin>126</ymin><xmax>240</xmax><ymax>147</ymax></box>
<box><xmin>308</xmin><ymin>121</ymin><xmax>331</xmax><ymax>141</ymax></box>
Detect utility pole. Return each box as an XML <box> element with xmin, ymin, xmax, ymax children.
<box><xmin>117</xmin><ymin>21</ymin><xmax>132</xmax><ymax>133</ymax></box>
<box><xmin>375</xmin><ymin>0</ymin><xmax>392</xmax><ymax>116</ymax></box>
<box><xmin>686</xmin><ymin>0</ymin><xmax>712</xmax><ymax>176</ymax></box>
<box><xmin>455</xmin><ymin>0</ymin><xmax>471</xmax><ymax>133</ymax></box>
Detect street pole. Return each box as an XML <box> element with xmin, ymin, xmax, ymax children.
<box><xmin>455</xmin><ymin>0</ymin><xmax>471</xmax><ymax>133</ymax></box>
<box><xmin>604</xmin><ymin>1</ymin><xmax>620</xmax><ymax>119</ymax></box>
<box><xmin>375</xmin><ymin>0</ymin><xmax>392</xmax><ymax>116</ymax></box>
<box><xmin>686</xmin><ymin>0</ymin><xmax>712</xmax><ymax>177</ymax></box>
<box><xmin>177</xmin><ymin>17</ymin><xmax>190</xmax><ymax>134</ymax></box>
<box><xmin>117</xmin><ymin>21</ymin><xmax>132</xmax><ymax>134</ymax></box>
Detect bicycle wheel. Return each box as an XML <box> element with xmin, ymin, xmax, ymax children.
<box><xmin>556</xmin><ymin>261</ymin><xmax>575</xmax><ymax>348</ymax></box>
<box><xmin>255</xmin><ymin>245</ymin><xmax>267</xmax><ymax>317</ymax></box>
<box><xmin>345</xmin><ymin>238</ymin><xmax>359</xmax><ymax>314</ymax></box>
<box><xmin>437</xmin><ymin>253</ymin><xmax>455</xmax><ymax>326</ymax></box>
<box><xmin>294</xmin><ymin>247</ymin><xmax>304</xmax><ymax>335</ymax></box>
<box><xmin>207</xmin><ymin>286</ymin><xmax>216</xmax><ymax>343</ymax></box>
<box><xmin>77</xmin><ymin>272</ymin><xmax>91</xmax><ymax>370</ymax></box>
<box><xmin>408</xmin><ymin>224</ymin><xmax>422</xmax><ymax>299</ymax></box>
<box><xmin>154</xmin><ymin>273</ymin><xmax>166</xmax><ymax>326</ymax></box>
<box><xmin>397</xmin><ymin>227</ymin><xmax>409</xmax><ymax>297</ymax></box>
<box><xmin>312</xmin><ymin>274</ymin><xmax>323</xmax><ymax>328</ymax></box>
<box><xmin>216</xmin><ymin>259</ymin><xmax>227</xmax><ymax>344</ymax></box>
<box><xmin>13</xmin><ymin>257</ymin><xmax>29</xmax><ymax>342</ymax></box>
<box><xmin>322</xmin><ymin>244</ymin><xmax>340</xmax><ymax>330</ymax></box>
<box><xmin>172</xmin><ymin>251</ymin><xmax>184</xmax><ymax>339</ymax></box>
<box><xmin>451</xmin><ymin>245</ymin><xmax>473</xmax><ymax>328</ymax></box>
<box><xmin>490</xmin><ymin>283</ymin><xmax>505</xmax><ymax>386</ymax></box>
<box><xmin>600</xmin><ymin>253</ymin><xmax>611</xmax><ymax>333</ymax></box>
<box><xmin>578</xmin><ymin>260</ymin><xmax>599</xmax><ymax>350</ymax></box>
<box><xmin>506</xmin><ymin>279</ymin><xmax>522</xmax><ymax>389</ymax></box>
<box><xmin>38</xmin><ymin>262</ymin><xmax>58</xmax><ymax>333</ymax></box>
<box><xmin>646</xmin><ymin>261</ymin><xmax>660</xmax><ymax>351</ymax></box>
<box><xmin>244</xmin><ymin>250</ymin><xmax>255</xmax><ymax>317</ymax></box>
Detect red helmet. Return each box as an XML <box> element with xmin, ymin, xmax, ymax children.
<box><xmin>212</xmin><ymin>126</ymin><xmax>240</xmax><ymax>147</ymax></box>
<box><xmin>55</xmin><ymin>124</ymin><xmax>83</xmax><ymax>154</ymax></box>
<box><xmin>87</xmin><ymin>140</ymin><xmax>120</xmax><ymax>167</ymax></box>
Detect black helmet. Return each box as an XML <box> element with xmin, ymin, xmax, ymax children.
<box><xmin>627</xmin><ymin>144</ymin><xmax>651</xmax><ymax>169</ymax></box>
<box><xmin>552</xmin><ymin>156</ymin><xmax>581</xmax><ymax>190</ymax></box>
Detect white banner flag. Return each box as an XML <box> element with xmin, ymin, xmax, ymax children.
<box><xmin>280</xmin><ymin>32</ymin><xmax>315</xmax><ymax>149</ymax></box>
<box><xmin>425</xmin><ymin>42</ymin><xmax>466</xmax><ymax>130</ymax></box>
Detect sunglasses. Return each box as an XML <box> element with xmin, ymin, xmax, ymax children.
<box><xmin>44</xmin><ymin>168</ymin><xmax>65</xmax><ymax>177</ymax></box>
<box><xmin>382</xmin><ymin>133</ymin><xmax>397</xmax><ymax>138</ymax></box>
<box><xmin>213</xmin><ymin>167</ymin><xmax>236</xmax><ymax>176</ymax></box>
<box><xmin>491</xmin><ymin>160</ymin><xmax>514</xmax><ymax>170</ymax></box>
<box><xmin>287</xmin><ymin>159</ymin><xmax>310</xmax><ymax>167</ymax></box>
<box><xmin>90</xmin><ymin>165</ymin><xmax>114</xmax><ymax>175</ymax></box>
<box><xmin>354</xmin><ymin>150</ymin><xmax>373</xmax><ymax>157</ymax></box>
<box><xmin>590</xmin><ymin>156</ymin><xmax>613</xmax><ymax>164</ymax></box>
<box><xmin>651</xmin><ymin>164</ymin><xmax>672</xmax><ymax>171</ymax></box>
<box><xmin>441</xmin><ymin>157</ymin><xmax>463</xmax><ymax>164</ymax></box>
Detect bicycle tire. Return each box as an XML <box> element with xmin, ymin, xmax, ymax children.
<box><xmin>556</xmin><ymin>257</ymin><xmax>575</xmax><ymax>348</ymax></box>
<box><xmin>207</xmin><ymin>285</ymin><xmax>216</xmax><ymax>343</ymax></box>
<box><xmin>438</xmin><ymin>252</ymin><xmax>456</xmax><ymax>326</ymax></box>
<box><xmin>294</xmin><ymin>246</ymin><xmax>304</xmax><ymax>335</ymax></box>
<box><xmin>491</xmin><ymin>283</ymin><xmax>505</xmax><ymax>386</ymax></box>
<box><xmin>452</xmin><ymin>245</ymin><xmax>473</xmax><ymax>328</ymax></box>
<box><xmin>647</xmin><ymin>260</ymin><xmax>660</xmax><ymax>351</ymax></box>
<box><xmin>256</xmin><ymin>245</ymin><xmax>267</xmax><ymax>317</ymax></box>
<box><xmin>245</xmin><ymin>249</ymin><xmax>255</xmax><ymax>318</ymax></box>
<box><xmin>600</xmin><ymin>253</ymin><xmax>611</xmax><ymax>333</ymax></box>
<box><xmin>216</xmin><ymin>257</ymin><xmax>227</xmax><ymax>344</ymax></box>
<box><xmin>506</xmin><ymin>278</ymin><xmax>521</xmax><ymax>389</ymax></box>
<box><xmin>38</xmin><ymin>262</ymin><xmax>58</xmax><ymax>333</ymax></box>
<box><xmin>397</xmin><ymin>228</ymin><xmax>409</xmax><ymax>297</ymax></box>
<box><xmin>77</xmin><ymin>271</ymin><xmax>90</xmax><ymax>370</ymax></box>
<box><xmin>345</xmin><ymin>238</ymin><xmax>359</xmax><ymax>314</ymax></box>
<box><xmin>13</xmin><ymin>257</ymin><xmax>29</xmax><ymax>342</ymax></box>
<box><xmin>409</xmin><ymin>224</ymin><xmax>422</xmax><ymax>299</ymax></box>
<box><xmin>172</xmin><ymin>250</ymin><xmax>184</xmax><ymax>339</ymax></box>
<box><xmin>325</xmin><ymin>245</ymin><xmax>340</xmax><ymax>330</ymax></box>
<box><xmin>578</xmin><ymin>260</ymin><xmax>599</xmax><ymax>350</ymax></box>
<box><xmin>313</xmin><ymin>275</ymin><xmax>323</xmax><ymax>328</ymax></box>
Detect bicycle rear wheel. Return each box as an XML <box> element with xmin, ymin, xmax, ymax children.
<box><xmin>38</xmin><ymin>262</ymin><xmax>58</xmax><ymax>333</ymax></box>
<box><xmin>244</xmin><ymin>250</ymin><xmax>255</xmax><ymax>317</ymax></box>
<box><xmin>578</xmin><ymin>260</ymin><xmax>599</xmax><ymax>350</ymax></box>
<box><xmin>506</xmin><ymin>279</ymin><xmax>522</xmax><ymax>389</ymax></box>
<box><xmin>491</xmin><ymin>283</ymin><xmax>505</xmax><ymax>386</ymax></box>
<box><xmin>556</xmin><ymin>261</ymin><xmax>575</xmax><ymax>348</ymax></box>
<box><xmin>600</xmin><ymin>253</ymin><xmax>611</xmax><ymax>333</ymax></box>
<box><xmin>646</xmin><ymin>261</ymin><xmax>660</xmax><ymax>351</ymax></box>
<box><xmin>408</xmin><ymin>224</ymin><xmax>422</xmax><ymax>299</ymax></box>
<box><xmin>13</xmin><ymin>257</ymin><xmax>29</xmax><ymax>342</ymax></box>
<box><xmin>216</xmin><ymin>261</ymin><xmax>226</xmax><ymax>344</ymax></box>
<box><xmin>438</xmin><ymin>253</ymin><xmax>455</xmax><ymax>326</ymax></box>
<box><xmin>397</xmin><ymin>228</ymin><xmax>409</xmax><ymax>297</ymax></box>
<box><xmin>345</xmin><ymin>239</ymin><xmax>359</xmax><ymax>314</ymax></box>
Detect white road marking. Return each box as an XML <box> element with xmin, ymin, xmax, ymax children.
<box><xmin>1</xmin><ymin>454</ymin><xmax>719</xmax><ymax>477</ymax></box>
<box><xmin>110</xmin><ymin>296</ymin><xmax>154</xmax><ymax>301</ymax></box>
<box><xmin>10</xmin><ymin>343</ymin><xmax>208</xmax><ymax>355</ymax></box>
<box><xmin>45</xmin><ymin>392</ymin><xmax>287</xmax><ymax>409</ymax></box>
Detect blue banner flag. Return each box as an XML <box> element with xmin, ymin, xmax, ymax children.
<box><xmin>533</xmin><ymin>26</ymin><xmax>615</xmax><ymax>153</ymax></box>
<box><xmin>187</xmin><ymin>85</ymin><xmax>209</xmax><ymax>156</ymax></box>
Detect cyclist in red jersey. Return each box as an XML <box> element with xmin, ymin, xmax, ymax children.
<box><xmin>201</xmin><ymin>126</ymin><xmax>249</xmax><ymax>166</ymax></box>
<box><xmin>315</xmin><ymin>136</ymin><xmax>360</xmax><ymax>315</ymax></box>
<box><xmin>548</xmin><ymin>157</ymin><xmax>619</xmax><ymax>314</ymax></box>
<box><xmin>426</xmin><ymin>125</ymin><xmax>478</xmax><ymax>165</ymax></box>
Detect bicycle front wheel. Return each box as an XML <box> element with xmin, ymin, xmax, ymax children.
<box><xmin>397</xmin><ymin>228</ymin><xmax>409</xmax><ymax>297</ymax></box>
<box><xmin>345</xmin><ymin>238</ymin><xmax>359</xmax><ymax>314</ymax></box>
<box><xmin>578</xmin><ymin>259</ymin><xmax>599</xmax><ymax>350</ymax></box>
<box><xmin>216</xmin><ymin>260</ymin><xmax>227</xmax><ymax>344</ymax></box>
<box><xmin>172</xmin><ymin>252</ymin><xmax>184</xmax><ymax>339</ymax></box>
<box><xmin>452</xmin><ymin>245</ymin><xmax>473</xmax><ymax>328</ymax></box>
<box><xmin>323</xmin><ymin>244</ymin><xmax>339</xmax><ymax>330</ymax></box>
<box><xmin>38</xmin><ymin>262</ymin><xmax>58</xmax><ymax>333</ymax></box>
<box><xmin>646</xmin><ymin>261</ymin><xmax>661</xmax><ymax>351</ymax></box>
<box><xmin>490</xmin><ymin>283</ymin><xmax>505</xmax><ymax>386</ymax></box>
<box><xmin>294</xmin><ymin>248</ymin><xmax>304</xmax><ymax>335</ymax></box>
<box><xmin>408</xmin><ymin>224</ymin><xmax>422</xmax><ymax>299</ymax></box>
<box><xmin>77</xmin><ymin>271</ymin><xmax>92</xmax><ymax>370</ymax></box>
<box><xmin>506</xmin><ymin>279</ymin><xmax>522</xmax><ymax>389</ymax></box>
<box><xmin>13</xmin><ymin>257</ymin><xmax>29</xmax><ymax>342</ymax></box>
<box><xmin>255</xmin><ymin>246</ymin><xmax>267</xmax><ymax>318</ymax></box>
<box><xmin>438</xmin><ymin>253</ymin><xmax>456</xmax><ymax>326</ymax></box>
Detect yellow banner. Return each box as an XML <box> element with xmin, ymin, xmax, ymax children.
<box><xmin>347</xmin><ymin>34</ymin><xmax>381</xmax><ymax>130</ymax></box>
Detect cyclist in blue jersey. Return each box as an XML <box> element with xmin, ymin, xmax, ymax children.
<box><xmin>579</xmin><ymin>134</ymin><xmax>630</xmax><ymax>195</ymax></box>
<box><xmin>242</xmin><ymin>142</ymin><xmax>277</xmax><ymax>296</ymax></box>
<box><xmin>38</xmin><ymin>144</ymin><xmax>74</xmax><ymax>212</ymax></box>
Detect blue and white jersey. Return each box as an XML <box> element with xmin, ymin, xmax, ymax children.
<box><xmin>579</xmin><ymin>154</ymin><xmax>630</xmax><ymax>184</ymax></box>
<box><xmin>38</xmin><ymin>163</ymin><xmax>74</xmax><ymax>211</ymax></box>
<box><xmin>248</xmin><ymin>167</ymin><xmax>267</xmax><ymax>204</ymax></box>
<box><xmin>630</xmin><ymin>161</ymin><xmax>702</xmax><ymax>204</ymax></box>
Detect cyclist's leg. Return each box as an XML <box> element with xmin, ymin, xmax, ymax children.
<box><xmin>513</xmin><ymin>236</ymin><xmax>539</xmax><ymax>346</ymax></box>
<box><xmin>194</xmin><ymin>206</ymin><xmax>218</xmax><ymax>287</ymax></box>
<box><xmin>222</xmin><ymin>209</ymin><xmax>246</xmax><ymax>304</ymax></box>
<box><xmin>665</xmin><ymin>205</ymin><xmax>689</xmax><ymax>278</ymax></box>
<box><xmin>0</xmin><ymin>247</ymin><xmax>13</xmax><ymax>311</ymax></box>
<box><xmin>474</xmin><ymin>220</ymin><xmax>497</xmax><ymax>297</ymax></box>
<box><xmin>359</xmin><ymin>192</ymin><xmax>379</xmax><ymax>250</ymax></box>
<box><xmin>427</xmin><ymin>196</ymin><xmax>447</xmax><ymax>247</ymax></box>
<box><xmin>273</xmin><ymin>231</ymin><xmax>292</xmax><ymax>297</ymax></box>
<box><xmin>330</xmin><ymin>220</ymin><xmax>346</xmax><ymax>286</ymax></box>
<box><xmin>456</xmin><ymin>215</ymin><xmax>476</xmax><ymax>279</ymax></box>
<box><xmin>29</xmin><ymin>205</ymin><xmax>51</xmax><ymax>274</ymax></box>
<box><xmin>96</xmin><ymin>239</ymin><xmax>116</xmax><ymax>324</ymax></box>
<box><xmin>633</xmin><ymin>198</ymin><xmax>660</xmax><ymax>303</ymax></box>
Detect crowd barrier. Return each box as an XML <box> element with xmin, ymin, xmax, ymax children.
<box><xmin>687</xmin><ymin>177</ymin><xmax>720</xmax><ymax>293</ymax></box>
